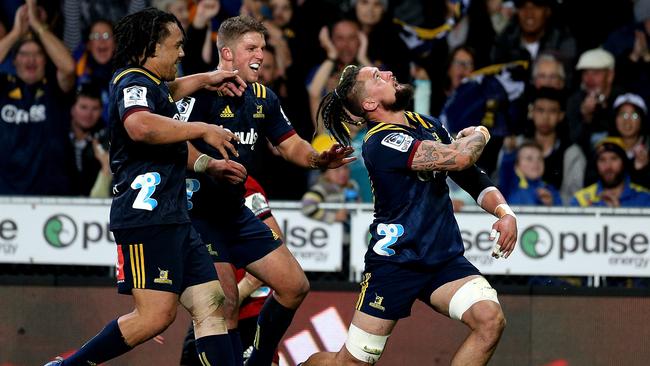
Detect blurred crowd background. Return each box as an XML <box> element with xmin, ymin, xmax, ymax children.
<box><xmin>2</xmin><ymin>0</ymin><xmax>650</xmax><ymax>288</ymax></box>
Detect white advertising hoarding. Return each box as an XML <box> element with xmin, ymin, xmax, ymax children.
<box><xmin>350</xmin><ymin>209</ymin><xmax>650</xmax><ymax>280</ymax></box>
<box><xmin>0</xmin><ymin>200</ymin><xmax>343</xmax><ymax>272</ymax></box>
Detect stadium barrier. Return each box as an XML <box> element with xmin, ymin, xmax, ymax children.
<box><xmin>1</xmin><ymin>197</ymin><xmax>649</xmax><ymax>286</ymax></box>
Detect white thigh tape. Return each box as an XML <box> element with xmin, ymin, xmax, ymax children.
<box><xmin>448</xmin><ymin>277</ymin><xmax>499</xmax><ymax>321</ymax></box>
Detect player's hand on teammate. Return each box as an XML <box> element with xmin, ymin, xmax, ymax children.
<box><xmin>202</xmin><ymin>124</ymin><xmax>240</xmax><ymax>160</ymax></box>
<box><xmin>204</xmin><ymin>69</ymin><xmax>247</xmax><ymax>97</ymax></box>
<box><xmin>490</xmin><ymin>215</ymin><xmax>517</xmax><ymax>259</ymax></box>
<box><xmin>314</xmin><ymin>144</ymin><xmax>356</xmax><ymax>169</ymax></box>
<box><xmin>206</xmin><ymin>159</ymin><xmax>247</xmax><ymax>184</ymax></box>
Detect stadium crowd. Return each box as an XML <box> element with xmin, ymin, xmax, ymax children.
<box><xmin>1</xmin><ymin>0</ymin><xmax>650</xmax><ymax>208</ymax></box>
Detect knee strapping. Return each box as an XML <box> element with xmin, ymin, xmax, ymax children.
<box><xmin>344</xmin><ymin>324</ymin><xmax>389</xmax><ymax>364</ymax></box>
<box><xmin>448</xmin><ymin>277</ymin><xmax>499</xmax><ymax>321</ymax></box>
<box><xmin>180</xmin><ymin>281</ymin><xmax>228</xmax><ymax>337</ymax></box>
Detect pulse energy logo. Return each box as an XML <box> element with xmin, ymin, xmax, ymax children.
<box><xmin>520</xmin><ymin>225</ymin><xmax>553</xmax><ymax>259</ymax></box>
<box><xmin>43</xmin><ymin>214</ymin><xmax>77</xmax><ymax>248</ymax></box>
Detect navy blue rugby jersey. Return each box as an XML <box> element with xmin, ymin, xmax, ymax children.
<box><xmin>0</xmin><ymin>72</ymin><xmax>75</xmax><ymax>195</ymax></box>
<box><xmin>362</xmin><ymin>111</ymin><xmax>465</xmax><ymax>268</ymax></box>
<box><xmin>177</xmin><ymin>83</ymin><xmax>295</xmax><ymax>218</ymax></box>
<box><xmin>108</xmin><ymin>67</ymin><xmax>189</xmax><ymax>230</ymax></box>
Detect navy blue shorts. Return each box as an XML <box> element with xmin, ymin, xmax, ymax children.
<box><xmin>113</xmin><ymin>223</ymin><xmax>217</xmax><ymax>295</ymax></box>
<box><xmin>356</xmin><ymin>255</ymin><xmax>481</xmax><ymax>320</ymax></box>
<box><xmin>191</xmin><ymin>207</ymin><xmax>282</xmax><ymax>269</ymax></box>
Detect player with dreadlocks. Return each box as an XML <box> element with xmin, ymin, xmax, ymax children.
<box><xmin>44</xmin><ymin>7</ymin><xmax>247</xmax><ymax>366</ymax></box>
<box><xmin>301</xmin><ymin>65</ymin><xmax>518</xmax><ymax>366</ymax></box>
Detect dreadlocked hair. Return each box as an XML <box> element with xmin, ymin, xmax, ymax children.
<box><xmin>316</xmin><ymin>65</ymin><xmax>365</xmax><ymax>146</ymax></box>
<box><xmin>112</xmin><ymin>7</ymin><xmax>186</xmax><ymax>70</ymax></box>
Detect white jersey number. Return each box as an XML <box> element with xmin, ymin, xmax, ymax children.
<box><xmin>130</xmin><ymin>172</ymin><xmax>161</xmax><ymax>211</ymax></box>
<box><xmin>373</xmin><ymin>223</ymin><xmax>404</xmax><ymax>256</ymax></box>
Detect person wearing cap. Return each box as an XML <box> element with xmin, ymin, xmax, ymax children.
<box><xmin>0</xmin><ymin>3</ymin><xmax>77</xmax><ymax>195</ymax></box>
<box><xmin>571</xmin><ymin>137</ymin><xmax>650</xmax><ymax>207</ymax></box>
<box><xmin>566</xmin><ymin>48</ymin><xmax>625</xmax><ymax>155</ymax></box>
<box><xmin>609</xmin><ymin>92</ymin><xmax>650</xmax><ymax>188</ymax></box>
<box><xmin>491</xmin><ymin>0</ymin><xmax>577</xmax><ymax>82</ymax></box>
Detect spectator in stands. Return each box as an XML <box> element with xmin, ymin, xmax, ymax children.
<box><xmin>531</xmin><ymin>52</ymin><xmax>565</xmax><ymax>90</ymax></box>
<box><xmin>491</xmin><ymin>0</ymin><xmax>576</xmax><ymax>83</ymax></box>
<box><xmin>172</xmin><ymin>0</ymin><xmax>222</xmax><ymax>75</ymax></box>
<box><xmin>571</xmin><ymin>137</ymin><xmax>650</xmax><ymax>207</ymax></box>
<box><xmin>74</xmin><ymin>19</ymin><xmax>115</xmax><ymax>122</ymax></box>
<box><xmin>302</xmin><ymin>148</ymin><xmax>360</xmax><ymax>224</ymax></box>
<box><xmin>62</xmin><ymin>0</ymin><xmax>148</xmax><ymax>51</ymax></box>
<box><xmin>429</xmin><ymin>45</ymin><xmax>476</xmax><ymax>117</ymax></box>
<box><xmin>68</xmin><ymin>83</ymin><xmax>106</xmax><ymax>196</ymax></box>
<box><xmin>447</xmin><ymin>0</ymin><xmax>497</xmax><ymax>69</ymax></box>
<box><xmin>609</xmin><ymin>93</ymin><xmax>650</xmax><ymax>188</ymax></box>
<box><xmin>500</xmin><ymin>88</ymin><xmax>586</xmax><ymax>203</ymax></box>
<box><xmin>487</xmin><ymin>0</ymin><xmax>515</xmax><ymax>36</ymax></box>
<box><xmin>506</xmin><ymin>141</ymin><xmax>562</xmax><ymax>206</ymax></box>
<box><xmin>350</xmin><ymin>0</ymin><xmax>411</xmax><ymax>83</ymax></box>
<box><xmin>307</xmin><ymin>19</ymin><xmax>371</xmax><ymax>132</ymax></box>
<box><xmin>0</xmin><ymin>3</ymin><xmax>77</xmax><ymax>195</ymax></box>
<box><xmin>603</xmin><ymin>0</ymin><xmax>650</xmax><ymax>103</ymax></box>
<box><xmin>566</xmin><ymin>48</ymin><xmax>624</xmax><ymax>154</ymax></box>
<box><xmin>152</xmin><ymin>0</ymin><xmax>190</xmax><ymax>31</ymax></box>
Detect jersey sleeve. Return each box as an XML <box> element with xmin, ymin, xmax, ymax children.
<box><xmin>363</xmin><ymin>130</ymin><xmax>421</xmax><ymax>171</ymax></box>
<box><xmin>115</xmin><ymin>76</ymin><xmax>162</xmax><ymax>122</ymax></box>
<box><xmin>262</xmin><ymin>88</ymin><xmax>296</xmax><ymax>145</ymax></box>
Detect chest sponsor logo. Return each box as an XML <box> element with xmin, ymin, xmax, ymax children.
<box><xmin>176</xmin><ymin>97</ymin><xmax>196</xmax><ymax>122</ymax></box>
<box><xmin>253</xmin><ymin>104</ymin><xmax>265</xmax><ymax>118</ymax></box>
<box><xmin>123</xmin><ymin>85</ymin><xmax>148</xmax><ymax>108</ymax></box>
<box><xmin>235</xmin><ymin>128</ymin><xmax>258</xmax><ymax>145</ymax></box>
<box><xmin>380</xmin><ymin>133</ymin><xmax>413</xmax><ymax>152</ymax></box>
<box><xmin>220</xmin><ymin>105</ymin><xmax>234</xmax><ymax>118</ymax></box>
<box><xmin>1</xmin><ymin>104</ymin><xmax>46</xmax><ymax>124</ymax></box>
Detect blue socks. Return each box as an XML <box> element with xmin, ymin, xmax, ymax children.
<box><xmin>61</xmin><ymin>319</ymin><xmax>132</xmax><ymax>365</ymax></box>
<box><xmin>245</xmin><ymin>297</ymin><xmax>295</xmax><ymax>366</ymax></box>
<box><xmin>195</xmin><ymin>334</ymin><xmax>235</xmax><ymax>365</ymax></box>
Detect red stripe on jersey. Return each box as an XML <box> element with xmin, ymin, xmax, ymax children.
<box><xmin>121</xmin><ymin>107</ymin><xmax>150</xmax><ymax>122</ymax></box>
<box><xmin>407</xmin><ymin>139</ymin><xmax>422</xmax><ymax>168</ymax></box>
<box><xmin>275</xmin><ymin>130</ymin><xmax>297</xmax><ymax>145</ymax></box>
<box><xmin>116</xmin><ymin>245</ymin><xmax>125</xmax><ymax>282</ymax></box>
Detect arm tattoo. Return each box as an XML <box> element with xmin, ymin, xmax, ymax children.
<box><xmin>411</xmin><ymin>132</ymin><xmax>486</xmax><ymax>171</ymax></box>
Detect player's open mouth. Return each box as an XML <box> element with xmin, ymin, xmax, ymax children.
<box><xmin>249</xmin><ymin>63</ymin><xmax>260</xmax><ymax>71</ymax></box>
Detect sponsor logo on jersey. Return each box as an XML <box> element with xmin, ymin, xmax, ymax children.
<box><xmin>176</xmin><ymin>97</ymin><xmax>196</xmax><ymax>122</ymax></box>
<box><xmin>253</xmin><ymin>104</ymin><xmax>265</xmax><ymax>118</ymax></box>
<box><xmin>123</xmin><ymin>86</ymin><xmax>148</xmax><ymax>108</ymax></box>
<box><xmin>369</xmin><ymin>294</ymin><xmax>385</xmax><ymax>311</ymax></box>
<box><xmin>154</xmin><ymin>268</ymin><xmax>173</xmax><ymax>285</ymax></box>
<box><xmin>234</xmin><ymin>128</ymin><xmax>258</xmax><ymax>145</ymax></box>
<box><xmin>373</xmin><ymin>223</ymin><xmax>404</xmax><ymax>256</ymax></box>
<box><xmin>220</xmin><ymin>105</ymin><xmax>234</xmax><ymax>118</ymax></box>
<box><xmin>1</xmin><ymin>104</ymin><xmax>46</xmax><ymax>124</ymax></box>
<box><xmin>380</xmin><ymin>133</ymin><xmax>413</xmax><ymax>152</ymax></box>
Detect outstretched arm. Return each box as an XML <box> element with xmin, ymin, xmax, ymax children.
<box><xmin>410</xmin><ymin>126</ymin><xmax>489</xmax><ymax>171</ymax></box>
<box><xmin>168</xmin><ymin>69</ymin><xmax>246</xmax><ymax>100</ymax></box>
<box><xmin>276</xmin><ymin>134</ymin><xmax>355</xmax><ymax>169</ymax></box>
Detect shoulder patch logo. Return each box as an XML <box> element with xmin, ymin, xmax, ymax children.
<box><xmin>175</xmin><ymin>97</ymin><xmax>196</xmax><ymax>122</ymax></box>
<box><xmin>220</xmin><ymin>105</ymin><xmax>234</xmax><ymax>118</ymax></box>
<box><xmin>123</xmin><ymin>86</ymin><xmax>148</xmax><ymax>108</ymax></box>
<box><xmin>380</xmin><ymin>132</ymin><xmax>413</xmax><ymax>152</ymax></box>
<box><xmin>253</xmin><ymin>104</ymin><xmax>265</xmax><ymax>118</ymax></box>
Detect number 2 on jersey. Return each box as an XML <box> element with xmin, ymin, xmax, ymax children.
<box><xmin>130</xmin><ymin>172</ymin><xmax>161</xmax><ymax>211</ymax></box>
<box><xmin>374</xmin><ymin>223</ymin><xmax>404</xmax><ymax>256</ymax></box>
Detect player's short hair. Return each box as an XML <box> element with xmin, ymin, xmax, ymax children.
<box><xmin>317</xmin><ymin>65</ymin><xmax>365</xmax><ymax>146</ymax></box>
<box><xmin>217</xmin><ymin>16</ymin><xmax>268</xmax><ymax>50</ymax></box>
<box><xmin>112</xmin><ymin>7</ymin><xmax>185</xmax><ymax>69</ymax></box>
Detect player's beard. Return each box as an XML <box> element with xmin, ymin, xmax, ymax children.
<box><xmin>385</xmin><ymin>84</ymin><xmax>414</xmax><ymax>112</ymax></box>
